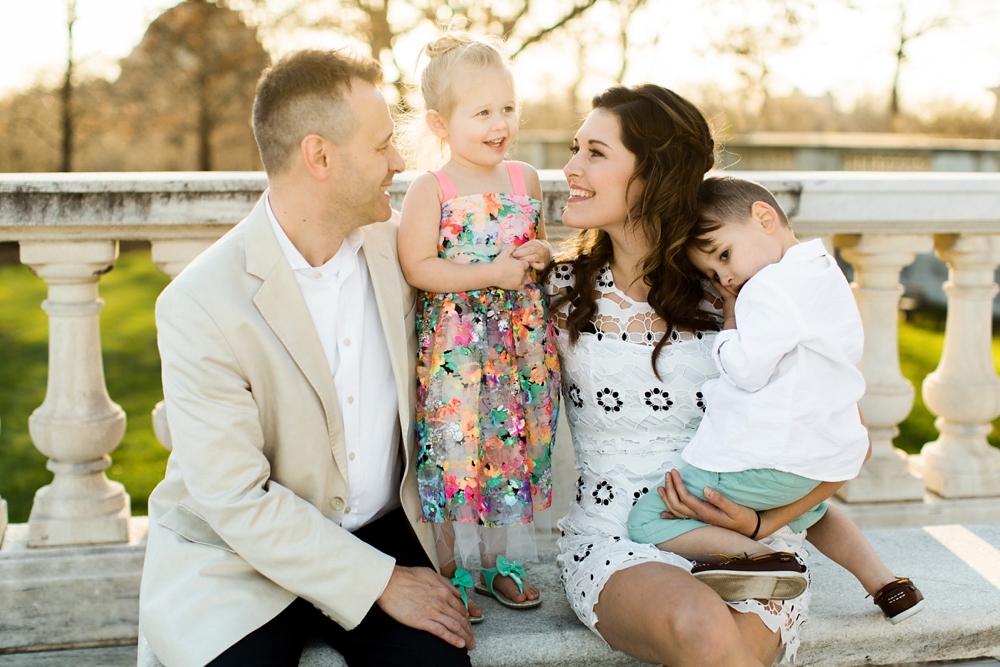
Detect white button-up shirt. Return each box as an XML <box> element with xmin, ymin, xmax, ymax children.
<box><xmin>266</xmin><ymin>194</ymin><xmax>401</xmax><ymax>531</ymax></box>
<box><xmin>682</xmin><ymin>239</ymin><xmax>869</xmax><ymax>482</ymax></box>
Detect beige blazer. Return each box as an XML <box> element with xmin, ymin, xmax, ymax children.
<box><xmin>139</xmin><ymin>196</ymin><xmax>433</xmax><ymax>667</ymax></box>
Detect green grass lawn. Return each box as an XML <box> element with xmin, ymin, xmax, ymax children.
<box><xmin>0</xmin><ymin>250</ymin><xmax>998</xmax><ymax>523</ymax></box>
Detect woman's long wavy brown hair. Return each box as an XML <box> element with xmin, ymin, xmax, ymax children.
<box><xmin>549</xmin><ymin>84</ymin><xmax>719</xmax><ymax>375</ymax></box>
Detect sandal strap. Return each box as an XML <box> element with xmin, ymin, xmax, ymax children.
<box><xmin>450</xmin><ymin>567</ymin><xmax>474</xmax><ymax>608</ymax></box>
<box><xmin>483</xmin><ymin>555</ymin><xmax>526</xmax><ymax>595</ymax></box>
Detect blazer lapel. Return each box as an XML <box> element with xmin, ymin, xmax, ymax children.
<box><xmin>361</xmin><ymin>226</ymin><xmax>411</xmax><ymax>450</ymax></box>
<box><xmin>243</xmin><ymin>196</ymin><xmax>349</xmax><ymax>476</ymax></box>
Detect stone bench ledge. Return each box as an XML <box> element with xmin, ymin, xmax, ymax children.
<box><xmin>4</xmin><ymin>520</ymin><xmax>1000</xmax><ymax>666</ymax></box>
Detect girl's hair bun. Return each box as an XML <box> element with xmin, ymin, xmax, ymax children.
<box><xmin>424</xmin><ymin>32</ymin><xmax>477</xmax><ymax>59</ymax></box>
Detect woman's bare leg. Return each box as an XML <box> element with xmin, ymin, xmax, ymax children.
<box><xmin>593</xmin><ymin>562</ymin><xmax>774</xmax><ymax>667</ymax></box>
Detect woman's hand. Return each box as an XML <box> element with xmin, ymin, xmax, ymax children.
<box><xmin>491</xmin><ymin>246</ymin><xmax>530</xmax><ymax>291</ymax></box>
<box><xmin>511</xmin><ymin>239</ymin><xmax>552</xmax><ymax>271</ymax></box>
<box><xmin>657</xmin><ymin>468</ymin><xmax>757</xmax><ymax>537</ymax></box>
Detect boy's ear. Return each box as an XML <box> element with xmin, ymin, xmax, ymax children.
<box><xmin>752</xmin><ymin>201</ymin><xmax>780</xmax><ymax>234</ymax></box>
<box><xmin>426</xmin><ymin>110</ymin><xmax>448</xmax><ymax>139</ymax></box>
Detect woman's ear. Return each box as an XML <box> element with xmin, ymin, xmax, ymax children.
<box><xmin>752</xmin><ymin>201</ymin><xmax>780</xmax><ymax>234</ymax></box>
<box><xmin>426</xmin><ymin>110</ymin><xmax>449</xmax><ymax>139</ymax></box>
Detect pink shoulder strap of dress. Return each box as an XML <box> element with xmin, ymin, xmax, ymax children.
<box><xmin>505</xmin><ymin>161</ymin><xmax>529</xmax><ymax>197</ymax></box>
<box><xmin>430</xmin><ymin>170</ymin><xmax>457</xmax><ymax>202</ymax></box>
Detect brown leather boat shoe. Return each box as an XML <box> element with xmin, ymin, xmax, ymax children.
<box><xmin>872</xmin><ymin>577</ymin><xmax>925</xmax><ymax>624</ymax></box>
<box><xmin>691</xmin><ymin>552</ymin><xmax>808</xmax><ymax>602</ymax></box>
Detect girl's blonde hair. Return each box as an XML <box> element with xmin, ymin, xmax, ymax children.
<box><xmin>398</xmin><ymin>30</ymin><xmax>516</xmax><ymax>170</ymax></box>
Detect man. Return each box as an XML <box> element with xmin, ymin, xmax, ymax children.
<box><xmin>139</xmin><ymin>49</ymin><xmax>476</xmax><ymax>667</ymax></box>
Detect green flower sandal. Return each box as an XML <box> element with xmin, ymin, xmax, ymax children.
<box><xmin>474</xmin><ymin>555</ymin><xmax>542</xmax><ymax>609</ymax></box>
<box><xmin>450</xmin><ymin>567</ymin><xmax>484</xmax><ymax>624</ymax></box>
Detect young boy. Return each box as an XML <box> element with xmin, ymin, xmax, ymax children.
<box><xmin>627</xmin><ymin>176</ymin><xmax>924</xmax><ymax>624</ymax></box>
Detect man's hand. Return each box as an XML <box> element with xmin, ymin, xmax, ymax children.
<box><xmin>657</xmin><ymin>468</ymin><xmax>757</xmax><ymax>537</ymax></box>
<box><xmin>376</xmin><ymin>565</ymin><xmax>476</xmax><ymax>650</ymax></box>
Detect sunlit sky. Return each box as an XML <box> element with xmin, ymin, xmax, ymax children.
<box><xmin>2</xmin><ymin>0</ymin><xmax>999</xmax><ymax>116</ymax></box>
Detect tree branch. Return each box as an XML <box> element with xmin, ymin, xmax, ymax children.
<box><xmin>510</xmin><ymin>0</ymin><xmax>600</xmax><ymax>58</ymax></box>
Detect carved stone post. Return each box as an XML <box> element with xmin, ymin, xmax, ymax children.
<box><xmin>916</xmin><ymin>234</ymin><xmax>1000</xmax><ymax>497</ymax></box>
<box><xmin>149</xmin><ymin>240</ymin><xmax>214</xmax><ymax>451</ymax></box>
<box><xmin>836</xmin><ymin>234</ymin><xmax>931</xmax><ymax>502</ymax></box>
<box><xmin>21</xmin><ymin>241</ymin><xmax>129</xmax><ymax>547</ymax></box>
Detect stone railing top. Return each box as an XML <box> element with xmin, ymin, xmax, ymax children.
<box><xmin>2</xmin><ymin>171</ymin><xmax>1000</xmax><ymax>241</ymax></box>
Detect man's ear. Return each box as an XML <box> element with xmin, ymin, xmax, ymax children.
<box><xmin>426</xmin><ymin>110</ymin><xmax>448</xmax><ymax>139</ymax></box>
<box><xmin>752</xmin><ymin>201</ymin><xmax>780</xmax><ymax>234</ymax></box>
<box><xmin>300</xmin><ymin>134</ymin><xmax>335</xmax><ymax>180</ymax></box>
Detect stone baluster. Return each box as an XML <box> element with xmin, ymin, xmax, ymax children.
<box><xmin>149</xmin><ymin>239</ymin><xmax>215</xmax><ymax>451</ymax></box>
<box><xmin>20</xmin><ymin>241</ymin><xmax>129</xmax><ymax>547</ymax></box>
<box><xmin>916</xmin><ymin>234</ymin><xmax>1000</xmax><ymax>497</ymax></box>
<box><xmin>836</xmin><ymin>234</ymin><xmax>932</xmax><ymax>502</ymax></box>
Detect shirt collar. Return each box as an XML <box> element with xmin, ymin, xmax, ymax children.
<box><xmin>265</xmin><ymin>190</ymin><xmax>364</xmax><ymax>281</ymax></box>
<box><xmin>782</xmin><ymin>238</ymin><xmax>828</xmax><ymax>262</ymax></box>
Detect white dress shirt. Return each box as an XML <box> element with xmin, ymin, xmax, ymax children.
<box><xmin>681</xmin><ymin>238</ymin><xmax>869</xmax><ymax>482</ymax></box>
<box><xmin>266</xmin><ymin>193</ymin><xmax>401</xmax><ymax>530</ymax></box>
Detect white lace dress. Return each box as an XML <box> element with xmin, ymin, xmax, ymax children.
<box><xmin>548</xmin><ymin>263</ymin><xmax>809</xmax><ymax>665</ymax></box>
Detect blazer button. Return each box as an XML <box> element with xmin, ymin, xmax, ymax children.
<box><xmin>330</xmin><ymin>497</ymin><xmax>345</xmax><ymax>511</ymax></box>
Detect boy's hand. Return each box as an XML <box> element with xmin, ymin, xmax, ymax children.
<box><xmin>714</xmin><ymin>280</ymin><xmax>738</xmax><ymax>330</ymax></box>
<box><xmin>492</xmin><ymin>246</ymin><xmax>530</xmax><ymax>291</ymax></box>
<box><xmin>511</xmin><ymin>239</ymin><xmax>552</xmax><ymax>271</ymax></box>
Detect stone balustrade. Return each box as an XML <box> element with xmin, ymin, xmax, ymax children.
<box><xmin>2</xmin><ymin>171</ymin><xmax>1000</xmax><ymax>554</ymax></box>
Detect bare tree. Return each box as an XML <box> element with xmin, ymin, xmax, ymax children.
<box><xmin>232</xmin><ymin>0</ymin><xmax>606</xmax><ymax>98</ymax></box>
<box><xmin>60</xmin><ymin>0</ymin><xmax>77</xmax><ymax>172</ymax></box>
<box><xmin>614</xmin><ymin>0</ymin><xmax>647</xmax><ymax>84</ymax></box>
<box><xmin>889</xmin><ymin>0</ymin><xmax>957</xmax><ymax>120</ymax></box>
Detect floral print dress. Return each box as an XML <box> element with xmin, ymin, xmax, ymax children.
<box><xmin>415</xmin><ymin>162</ymin><xmax>560</xmax><ymax>544</ymax></box>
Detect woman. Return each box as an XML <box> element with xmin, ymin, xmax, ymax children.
<box><xmin>547</xmin><ymin>84</ymin><xmax>844</xmax><ymax>666</ymax></box>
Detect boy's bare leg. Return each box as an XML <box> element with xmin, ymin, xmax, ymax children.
<box><xmin>805</xmin><ymin>504</ymin><xmax>895</xmax><ymax>595</ymax></box>
<box><xmin>659</xmin><ymin>525</ymin><xmax>775</xmax><ymax>563</ymax></box>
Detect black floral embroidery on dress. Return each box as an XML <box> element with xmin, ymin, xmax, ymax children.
<box><xmin>643</xmin><ymin>388</ymin><xmax>673</xmax><ymax>412</ymax></box>
<box><xmin>568</xmin><ymin>384</ymin><xmax>584</xmax><ymax>409</ymax></box>
<box><xmin>553</xmin><ymin>264</ymin><xmax>573</xmax><ymax>282</ymax></box>
<box><xmin>696</xmin><ymin>332</ymin><xmax>704</xmax><ymax>339</ymax></box>
<box><xmin>596</xmin><ymin>269</ymin><xmax>615</xmax><ymax>289</ymax></box>
<box><xmin>592</xmin><ymin>480</ymin><xmax>614</xmax><ymax>505</ymax></box>
<box><xmin>670</xmin><ymin>331</ymin><xmax>679</xmax><ymax>341</ymax></box>
<box><xmin>575</xmin><ymin>476</ymin><xmax>584</xmax><ymax>502</ymax></box>
<box><xmin>596</xmin><ymin>388</ymin><xmax>623</xmax><ymax>413</ymax></box>
<box><xmin>696</xmin><ymin>391</ymin><xmax>706</xmax><ymax>412</ymax></box>
<box><xmin>631</xmin><ymin>486</ymin><xmax>650</xmax><ymax>506</ymax></box>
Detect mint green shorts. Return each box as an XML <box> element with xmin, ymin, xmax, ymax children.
<box><xmin>626</xmin><ymin>465</ymin><xmax>828</xmax><ymax>546</ymax></box>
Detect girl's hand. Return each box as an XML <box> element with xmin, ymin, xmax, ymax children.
<box><xmin>511</xmin><ymin>239</ymin><xmax>552</xmax><ymax>271</ymax></box>
<box><xmin>492</xmin><ymin>246</ymin><xmax>530</xmax><ymax>291</ymax></box>
<box><xmin>657</xmin><ymin>468</ymin><xmax>757</xmax><ymax>537</ymax></box>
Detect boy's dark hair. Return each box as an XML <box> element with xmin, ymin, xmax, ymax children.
<box><xmin>252</xmin><ymin>49</ymin><xmax>383</xmax><ymax>175</ymax></box>
<box><xmin>687</xmin><ymin>176</ymin><xmax>790</xmax><ymax>254</ymax></box>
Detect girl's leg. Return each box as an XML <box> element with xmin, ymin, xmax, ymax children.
<box><xmin>658</xmin><ymin>525</ymin><xmax>774</xmax><ymax>563</ymax></box>
<box><xmin>479</xmin><ymin>528</ymin><xmax>540</xmax><ymax>603</ymax></box>
<box><xmin>434</xmin><ymin>523</ymin><xmax>484</xmax><ymax>618</ymax></box>
<box><xmin>805</xmin><ymin>504</ymin><xmax>895</xmax><ymax>595</ymax></box>
<box><xmin>594</xmin><ymin>562</ymin><xmax>773</xmax><ymax>667</ymax></box>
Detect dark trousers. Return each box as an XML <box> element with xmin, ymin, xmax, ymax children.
<box><xmin>208</xmin><ymin>508</ymin><xmax>472</xmax><ymax>667</ymax></box>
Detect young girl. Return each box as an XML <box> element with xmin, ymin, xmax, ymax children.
<box><xmin>397</xmin><ymin>31</ymin><xmax>560</xmax><ymax>618</ymax></box>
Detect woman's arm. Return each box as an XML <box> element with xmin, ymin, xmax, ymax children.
<box><xmin>397</xmin><ymin>173</ymin><xmax>528</xmax><ymax>292</ymax></box>
<box><xmin>659</xmin><ymin>408</ymin><xmax>873</xmax><ymax>539</ymax></box>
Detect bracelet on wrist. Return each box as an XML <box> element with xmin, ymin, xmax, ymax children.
<box><xmin>749</xmin><ymin>510</ymin><xmax>763</xmax><ymax>540</ymax></box>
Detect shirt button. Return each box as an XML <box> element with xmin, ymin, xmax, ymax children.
<box><xmin>344</xmin><ymin>338</ymin><xmax>351</xmax><ymax>347</ymax></box>
<box><xmin>349</xmin><ymin>452</ymin><xmax>356</xmax><ymax>461</ymax></box>
<box><xmin>344</xmin><ymin>506</ymin><xmax>352</xmax><ymax>514</ymax></box>
<box><xmin>330</xmin><ymin>497</ymin><xmax>345</xmax><ymax>511</ymax></box>
<box><xmin>347</xmin><ymin>396</ymin><xmax>355</xmax><ymax>404</ymax></box>
<box><xmin>313</xmin><ymin>271</ymin><xmax>322</xmax><ymax>279</ymax></box>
